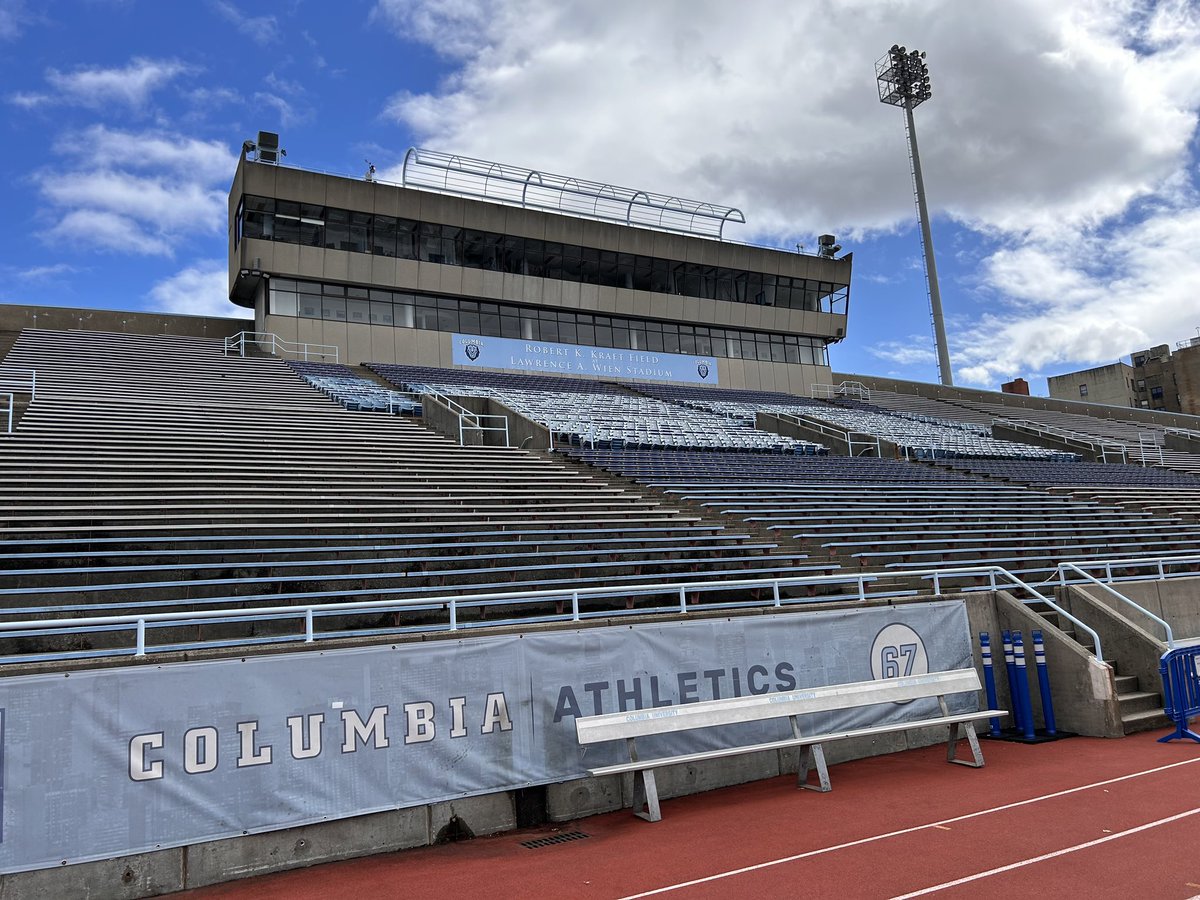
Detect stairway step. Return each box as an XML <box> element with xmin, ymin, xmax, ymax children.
<box><xmin>1117</xmin><ymin>690</ymin><xmax>1163</xmax><ymax>716</ymax></box>
<box><xmin>1121</xmin><ymin>707</ymin><xmax>1171</xmax><ymax>735</ymax></box>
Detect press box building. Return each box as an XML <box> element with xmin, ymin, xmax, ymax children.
<box><xmin>227</xmin><ymin>141</ymin><xmax>851</xmax><ymax>392</ymax></box>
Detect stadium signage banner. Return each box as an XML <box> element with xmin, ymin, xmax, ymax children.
<box><xmin>0</xmin><ymin>602</ymin><xmax>969</xmax><ymax>873</ymax></box>
<box><xmin>451</xmin><ymin>332</ymin><xmax>720</xmax><ymax>384</ymax></box>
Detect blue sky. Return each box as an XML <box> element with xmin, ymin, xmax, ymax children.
<box><xmin>2</xmin><ymin>0</ymin><xmax>1199</xmax><ymax>393</ymax></box>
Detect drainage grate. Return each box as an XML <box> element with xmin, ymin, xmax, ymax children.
<box><xmin>520</xmin><ymin>830</ymin><xmax>590</xmax><ymax>849</ymax></box>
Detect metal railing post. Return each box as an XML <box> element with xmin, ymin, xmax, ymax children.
<box><xmin>571</xmin><ymin>591</ymin><xmax>580</xmax><ymax>621</ymax></box>
<box><xmin>449</xmin><ymin>599</ymin><xmax>458</xmax><ymax>631</ymax></box>
<box><xmin>856</xmin><ymin>576</ymin><xmax>865</xmax><ymax>601</ymax></box>
<box><xmin>932</xmin><ymin>572</ymin><xmax>941</xmax><ymax>595</ymax></box>
<box><xmin>135</xmin><ymin>619</ymin><xmax>146</xmax><ymax>657</ymax></box>
<box><xmin>773</xmin><ymin>582</ymin><xmax>781</xmax><ymax>607</ymax></box>
<box><xmin>679</xmin><ymin>585</ymin><xmax>687</xmax><ymax>613</ymax></box>
<box><xmin>305</xmin><ymin>608</ymin><xmax>314</xmax><ymax>643</ymax></box>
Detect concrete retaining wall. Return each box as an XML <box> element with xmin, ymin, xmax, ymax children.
<box><xmin>0</xmin><ymin>589</ymin><xmax>1129</xmax><ymax>898</ymax></box>
<box><xmin>994</xmin><ymin>591</ymin><xmax>1122</xmax><ymax>738</ymax></box>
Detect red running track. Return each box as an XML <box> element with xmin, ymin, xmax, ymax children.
<box><xmin>179</xmin><ymin>728</ymin><xmax>1200</xmax><ymax>900</ymax></box>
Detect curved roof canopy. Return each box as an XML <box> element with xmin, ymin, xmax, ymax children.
<box><xmin>400</xmin><ymin>148</ymin><xmax>746</xmax><ymax>240</ymax></box>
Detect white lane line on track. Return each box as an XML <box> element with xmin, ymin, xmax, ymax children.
<box><xmin>889</xmin><ymin>805</ymin><xmax>1200</xmax><ymax>898</ymax></box>
<box><xmin>618</xmin><ymin>754</ymin><xmax>1200</xmax><ymax>899</ymax></box>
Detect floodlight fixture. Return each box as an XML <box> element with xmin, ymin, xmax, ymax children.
<box><xmin>876</xmin><ymin>44</ymin><xmax>953</xmax><ymax>386</ymax></box>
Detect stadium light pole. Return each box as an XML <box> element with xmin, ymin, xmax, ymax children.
<box><xmin>876</xmin><ymin>45</ymin><xmax>953</xmax><ymax>386</ymax></box>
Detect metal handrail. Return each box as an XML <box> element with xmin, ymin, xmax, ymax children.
<box><xmin>418</xmin><ymin>386</ymin><xmax>511</xmax><ymax>447</ymax></box>
<box><xmin>224</xmin><ymin>331</ymin><xmax>339</xmax><ymax>363</ymax></box>
<box><xmin>1</xmin><ymin>391</ymin><xmax>12</xmax><ymax>434</ymax></box>
<box><xmin>999</xmin><ymin>418</ymin><xmax>1127</xmax><ymax>463</ymax></box>
<box><xmin>0</xmin><ymin>367</ymin><xmax>36</xmax><ymax>400</ymax></box>
<box><xmin>1054</xmin><ymin>553</ymin><xmax>1200</xmax><ymax>584</ymax></box>
<box><xmin>925</xmin><ymin>565</ymin><xmax>1108</xmax><ymax>662</ymax></box>
<box><xmin>0</xmin><ymin>570</ymin><xmax>883</xmax><ymax>660</ymax></box>
<box><xmin>0</xmin><ymin>563</ymin><xmax>1118</xmax><ymax>664</ymax></box>
<box><xmin>1057</xmin><ymin>562</ymin><xmax>1174</xmax><ymax>650</ymax></box>
<box><xmin>778</xmin><ymin>412</ymin><xmax>881</xmax><ymax>457</ymax></box>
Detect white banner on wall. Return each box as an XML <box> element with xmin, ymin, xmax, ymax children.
<box><xmin>451</xmin><ymin>333</ymin><xmax>720</xmax><ymax>384</ymax></box>
<box><xmin>0</xmin><ymin>602</ymin><xmax>971</xmax><ymax>873</ymax></box>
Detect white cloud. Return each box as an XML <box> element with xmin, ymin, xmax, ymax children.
<box><xmin>36</xmin><ymin>57</ymin><xmax>192</xmax><ymax>109</ymax></box>
<box><xmin>148</xmin><ymin>260</ymin><xmax>252</xmax><ymax>319</ymax></box>
<box><xmin>375</xmin><ymin>0</ymin><xmax>1200</xmax><ymax>388</ymax></box>
<box><xmin>211</xmin><ymin>0</ymin><xmax>280</xmax><ymax>44</ymax></box>
<box><xmin>15</xmin><ymin>263</ymin><xmax>78</xmax><ymax>280</ymax></box>
<box><xmin>44</xmin><ymin>209</ymin><xmax>174</xmax><ymax>256</ymax></box>
<box><xmin>0</xmin><ymin>0</ymin><xmax>28</xmax><ymax>40</ymax></box>
<box><xmin>868</xmin><ymin>338</ymin><xmax>937</xmax><ymax>367</ymax></box>
<box><xmin>33</xmin><ymin>127</ymin><xmax>235</xmax><ymax>257</ymax></box>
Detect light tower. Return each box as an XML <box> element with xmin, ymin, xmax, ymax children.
<box><xmin>876</xmin><ymin>45</ymin><xmax>953</xmax><ymax>386</ymax></box>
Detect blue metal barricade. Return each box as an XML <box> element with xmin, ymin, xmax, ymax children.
<box><xmin>1159</xmin><ymin>644</ymin><xmax>1200</xmax><ymax>744</ymax></box>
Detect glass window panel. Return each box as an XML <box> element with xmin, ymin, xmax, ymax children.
<box><xmin>501</xmin><ymin>235</ymin><xmax>524</xmax><ymax>274</ymax></box>
<box><xmin>694</xmin><ymin>334</ymin><xmax>711</xmax><ymax>355</ymax></box>
<box><xmin>714</xmin><ymin>268</ymin><xmax>735</xmax><ymax>302</ymax></box>
<box><xmin>579</xmin><ymin>246</ymin><xmax>600</xmax><ymax>284</ymax></box>
<box><xmin>677</xmin><ymin>263</ymin><xmax>701</xmax><ymax>298</ymax></box>
<box><xmin>324</xmin><ymin>208</ymin><xmax>349</xmax><ymax>251</ymax></box>
<box><xmin>418</xmin><ymin>223</ymin><xmax>443</xmax><ymax>263</ymax></box>
<box><xmin>678</xmin><ymin>331</ymin><xmax>696</xmax><ymax>354</ymax></box>
<box><xmin>321</xmin><ymin>296</ymin><xmax>346</xmax><ymax>321</ymax></box>
<box><xmin>757</xmin><ymin>274</ymin><xmax>777</xmax><ymax>306</ymax></box>
<box><xmin>440</xmin><ymin>225</ymin><xmax>462</xmax><ymax>266</ymax></box>
<box><xmin>346</xmin><ymin>299</ymin><xmax>369</xmax><ymax>323</ymax></box>
<box><xmin>558</xmin><ymin>321</ymin><xmax>576</xmax><ymax>343</ymax></box>
<box><xmin>645</xmin><ymin>330</ymin><xmax>664</xmax><ymax>352</ymax></box>
<box><xmin>652</xmin><ymin>259</ymin><xmax>672</xmax><ymax>294</ymax></box>
<box><xmin>594</xmin><ymin>325</ymin><xmax>612</xmax><ymax>347</ymax></box>
<box><xmin>784</xmin><ymin>342</ymin><xmax>800</xmax><ymax>364</ymax></box>
<box><xmin>599</xmin><ymin>250</ymin><xmax>620</xmax><ymax>287</ymax></box>
<box><xmin>462</xmin><ymin>229</ymin><xmax>491</xmax><ymax>269</ymax></box>
<box><xmin>437</xmin><ymin>306</ymin><xmax>458</xmax><ymax>331</ymax></box>
<box><xmin>298</xmin><ymin>294</ymin><xmax>320</xmax><ymax>318</ymax></box>
<box><xmin>480</xmin><ymin>312</ymin><xmax>501</xmax><ymax>335</ymax></box>
<box><xmin>370</xmin><ymin>300</ymin><xmax>394</xmax><ymax>325</ymax></box>
<box><xmin>617</xmin><ymin>253</ymin><xmax>636</xmax><ymax>289</ymax></box>
<box><xmin>459</xmin><ymin>310</ymin><xmax>480</xmax><ymax>333</ymax></box>
<box><xmin>372</xmin><ymin>216</ymin><xmax>397</xmax><ymax>257</ymax></box>
<box><xmin>270</xmin><ymin>289</ymin><xmax>297</xmax><ymax>316</ymax></box>
<box><xmin>322</xmin><ymin>283</ymin><xmax>344</xmax><ymax>295</ymax></box>
<box><xmin>347</xmin><ymin>285</ymin><xmax>368</xmax><ymax>299</ymax></box>
<box><xmin>523</xmin><ymin>238</ymin><xmax>545</xmax><ymax>277</ymax></box>
<box><xmin>501</xmin><ymin>315</ymin><xmax>521</xmax><ymax>338</ymax></box>
<box><xmin>612</xmin><ymin>327</ymin><xmax>631</xmax><ymax>349</ymax></box>
<box><xmin>542</xmin><ymin>241</ymin><xmax>563</xmax><ymax>279</ymax></box>
<box><xmin>396</xmin><ymin>219</ymin><xmax>418</xmax><ymax>260</ymax></box>
<box><xmin>663</xmin><ymin>331</ymin><xmax>680</xmax><ymax>353</ymax></box>
<box><xmin>561</xmin><ymin>247</ymin><xmax>582</xmax><ymax>281</ymax></box>
<box><xmin>540</xmin><ymin>320</ymin><xmax>559</xmax><ymax>342</ymax></box>
<box><xmin>414</xmin><ymin>305</ymin><xmax>438</xmax><ymax>330</ymax></box>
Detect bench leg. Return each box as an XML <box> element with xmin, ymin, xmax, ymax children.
<box><xmin>946</xmin><ymin>722</ymin><xmax>985</xmax><ymax>768</ymax></box>
<box><xmin>798</xmin><ymin>743</ymin><xmax>831</xmax><ymax>792</ymax></box>
<box><xmin>632</xmin><ymin>769</ymin><xmax>662</xmax><ymax>822</ymax></box>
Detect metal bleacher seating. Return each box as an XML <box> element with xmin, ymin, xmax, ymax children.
<box><xmin>0</xmin><ymin>330</ymin><xmax>841</xmax><ymax>656</ymax></box>
<box><xmin>568</xmin><ymin>448</ymin><xmax>1200</xmax><ymax>586</ymax></box>
<box><xmin>634</xmin><ymin>383</ymin><xmax>1074</xmax><ymax>461</ymax></box>
<box><xmin>367</xmin><ymin>364</ymin><xmax>825</xmax><ymax>453</ymax></box>
<box><xmin>287</xmin><ymin>360</ymin><xmax>422</xmax><ymax>415</ymax></box>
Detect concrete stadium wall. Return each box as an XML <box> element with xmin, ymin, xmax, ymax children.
<box><xmin>0</xmin><ymin>304</ymin><xmax>246</xmax><ymax>341</ymax></box>
<box><xmin>0</xmin><ymin>587</ymin><xmax>1136</xmax><ymax>899</ymax></box>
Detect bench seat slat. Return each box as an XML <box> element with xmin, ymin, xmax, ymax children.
<box><xmin>576</xmin><ymin>670</ymin><xmax>983</xmax><ymax>744</ymax></box>
<box><xmin>586</xmin><ymin>709</ymin><xmax>1006</xmax><ymax>777</ymax></box>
